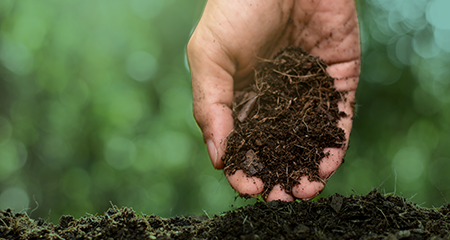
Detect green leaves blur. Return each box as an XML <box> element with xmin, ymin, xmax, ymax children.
<box><xmin>322</xmin><ymin>0</ymin><xmax>450</xmax><ymax>207</ymax></box>
<box><xmin>0</xmin><ymin>0</ymin><xmax>255</xmax><ymax>222</ymax></box>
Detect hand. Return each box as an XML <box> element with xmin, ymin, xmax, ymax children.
<box><xmin>187</xmin><ymin>0</ymin><xmax>360</xmax><ymax>201</ymax></box>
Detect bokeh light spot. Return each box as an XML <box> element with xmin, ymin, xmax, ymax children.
<box><xmin>407</xmin><ymin>119</ymin><xmax>439</xmax><ymax>152</ymax></box>
<box><xmin>364</xmin><ymin>51</ymin><xmax>402</xmax><ymax>85</ymax></box>
<box><xmin>126</xmin><ymin>51</ymin><xmax>157</xmax><ymax>82</ymax></box>
<box><xmin>0</xmin><ymin>141</ymin><xmax>28</xmax><ymax>181</ymax></box>
<box><xmin>426</xmin><ymin>0</ymin><xmax>450</xmax><ymax>30</ymax></box>
<box><xmin>434</xmin><ymin>28</ymin><xmax>450</xmax><ymax>53</ymax></box>
<box><xmin>398</xmin><ymin>0</ymin><xmax>426</xmax><ymax>22</ymax></box>
<box><xmin>388</xmin><ymin>11</ymin><xmax>410</xmax><ymax>35</ymax></box>
<box><xmin>0</xmin><ymin>33</ymin><xmax>33</xmax><ymax>75</ymax></box>
<box><xmin>104</xmin><ymin>137</ymin><xmax>137</xmax><ymax>170</ymax></box>
<box><xmin>158</xmin><ymin>131</ymin><xmax>192</xmax><ymax>168</ymax></box>
<box><xmin>392</xmin><ymin>147</ymin><xmax>426</xmax><ymax>183</ymax></box>
<box><xmin>395</xmin><ymin>35</ymin><xmax>413</xmax><ymax>66</ymax></box>
<box><xmin>0</xmin><ymin>187</ymin><xmax>29</xmax><ymax>211</ymax></box>
<box><xmin>413</xmin><ymin>26</ymin><xmax>440</xmax><ymax>59</ymax></box>
<box><xmin>12</xmin><ymin>15</ymin><xmax>47</xmax><ymax>50</ymax></box>
<box><xmin>370</xmin><ymin>0</ymin><xmax>400</xmax><ymax>12</ymax></box>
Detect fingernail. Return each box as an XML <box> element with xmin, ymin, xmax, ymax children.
<box><xmin>206</xmin><ymin>139</ymin><xmax>218</xmax><ymax>167</ymax></box>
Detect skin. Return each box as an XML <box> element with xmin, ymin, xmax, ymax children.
<box><xmin>187</xmin><ymin>0</ymin><xmax>360</xmax><ymax>201</ymax></box>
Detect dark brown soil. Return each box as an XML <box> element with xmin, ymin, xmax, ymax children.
<box><xmin>223</xmin><ymin>46</ymin><xmax>347</xmax><ymax>197</ymax></box>
<box><xmin>2</xmin><ymin>190</ymin><xmax>450</xmax><ymax>239</ymax></box>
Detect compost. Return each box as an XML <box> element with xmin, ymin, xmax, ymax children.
<box><xmin>2</xmin><ymin>190</ymin><xmax>450</xmax><ymax>239</ymax></box>
<box><xmin>222</xmin><ymin>46</ymin><xmax>347</xmax><ymax>197</ymax></box>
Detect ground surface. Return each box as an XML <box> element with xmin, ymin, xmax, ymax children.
<box><xmin>222</xmin><ymin>47</ymin><xmax>347</xmax><ymax>198</ymax></box>
<box><xmin>1</xmin><ymin>190</ymin><xmax>450</xmax><ymax>239</ymax></box>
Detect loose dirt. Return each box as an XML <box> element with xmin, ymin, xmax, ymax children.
<box><xmin>2</xmin><ymin>190</ymin><xmax>450</xmax><ymax>239</ymax></box>
<box><xmin>222</xmin><ymin>46</ymin><xmax>347</xmax><ymax>197</ymax></box>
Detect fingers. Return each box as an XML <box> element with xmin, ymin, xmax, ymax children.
<box><xmin>187</xmin><ymin>10</ymin><xmax>238</xmax><ymax>169</ymax></box>
<box><xmin>189</xmin><ymin>52</ymin><xmax>234</xmax><ymax>168</ymax></box>
<box><xmin>227</xmin><ymin>172</ymin><xmax>323</xmax><ymax>202</ymax></box>
<box><xmin>318</xmin><ymin>82</ymin><xmax>357</xmax><ymax>179</ymax></box>
<box><xmin>328</xmin><ymin>60</ymin><xmax>361</xmax><ymax>91</ymax></box>
<box><xmin>226</xmin><ymin>170</ymin><xmax>264</xmax><ymax>196</ymax></box>
<box><xmin>264</xmin><ymin>177</ymin><xmax>324</xmax><ymax>201</ymax></box>
<box><xmin>292</xmin><ymin>176</ymin><xmax>325</xmax><ymax>200</ymax></box>
<box><xmin>266</xmin><ymin>185</ymin><xmax>294</xmax><ymax>202</ymax></box>
<box><xmin>319</xmin><ymin>147</ymin><xmax>346</xmax><ymax>179</ymax></box>
<box><xmin>260</xmin><ymin>177</ymin><xmax>325</xmax><ymax>202</ymax></box>
<box><xmin>202</xmin><ymin>108</ymin><xmax>234</xmax><ymax>169</ymax></box>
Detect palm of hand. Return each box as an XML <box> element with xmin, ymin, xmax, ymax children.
<box><xmin>188</xmin><ymin>0</ymin><xmax>360</xmax><ymax>201</ymax></box>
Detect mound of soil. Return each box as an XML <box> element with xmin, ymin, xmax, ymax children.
<box><xmin>2</xmin><ymin>190</ymin><xmax>450</xmax><ymax>239</ymax></box>
<box><xmin>223</xmin><ymin>47</ymin><xmax>347</xmax><ymax>197</ymax></box>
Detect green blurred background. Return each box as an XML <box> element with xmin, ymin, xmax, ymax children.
<box><xmin>0</xmin><ymin>0</ymin><xmax>450</xmax><ymax>223</ymax></box>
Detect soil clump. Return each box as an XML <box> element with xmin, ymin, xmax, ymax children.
<box><xmin>2</xmin><ymin>190</ymin><xmax>450</xmax><ymax>239</ymax></box>
<box><xmin>222</xmin><ymin>46</ymin><xmax>347</xmax><ymax>197</ymax></box>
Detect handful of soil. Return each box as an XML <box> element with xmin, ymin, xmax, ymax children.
<box><xmin>222</xmin><ymin>46</ymin><xmax>347</xmax><ymax>198</ymax></box>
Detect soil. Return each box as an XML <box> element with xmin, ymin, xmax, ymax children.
<box><xmin>2</xmin><ymin>190</ymin><xmax>450</xmax><ymax>239</ymax></box>
<box><xmin>222</xmin><ymin>46</ymin><xmax>347</xmax><ymax>197</ymax></box>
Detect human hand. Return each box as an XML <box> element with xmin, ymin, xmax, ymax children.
<box><xmin>187</xmin><ymin>0</ymin><xmax>360</xmax><ymax>201</ymax></box>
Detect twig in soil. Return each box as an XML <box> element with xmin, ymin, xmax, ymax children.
<box><xmin>316</xmin><ymin>59</ymin><xmax>326</xmax><ymax>73</ymax></box>
<box><xmin>434</xmin><ymin>183</ymin><xmax>448</xmax><ymax>205</ymax></box>
<box><xmin>46</xmin><ymin>209</ymin><xmax>51</xmax><ymax>222</ymax></box>
<box><xmin>376</xmin><ymin>206</ymin><xmax>387</xmax><ymax>222</ymax></box>
<box><xmin>394</xmin><ymin>169</ymin><xmax>397</xmax><ymax>196</ymax></box>
<box><xmin>202</xmin><ymin>209</ymin><xmax>211</xmax><ymax>219</ymax></box>
<box><xmin>0</xmin><ymin>217</ymin><xmax>8</xmax><ymax>227</ymax></box>
<box><xmin>302</xmin><ymin>120</ymin><xmax>310</xmax><ymax>131</ymax></box>
<box><xmin>272</xmin><ymin>69</ymin><xmax>319</xmax><ymax>79</ymax></box>
<box><xmin>109</xmin><ymin>201</ymin><xmax>117</xmax><ymax>209</ymax></box>
<box><xmin>237</xmin><ymin>92</ymin><xmax>258</xmax><ymax>122</ymax></box>
<box><xmin>408</xmin><ymin>193</ymin><xmax>417</xmax><ymax>201</ymax></box>
<box><xmin>29</xmin><ymin>195</ymin><xmax>39</xmax><ymax>218</ymax></box>
<box><xmin>253</xmin><ymin>50</ymin><xmax>274</xmax><ymax>63</ymax></box>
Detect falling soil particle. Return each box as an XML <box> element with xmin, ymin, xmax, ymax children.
<box><xmin>2</xmin><ymin>190</ymin><xmax>450</xmax><ymax>239</ymax></box>
<box><xmin>223</xmin><ymin>46</ymin><xmax>347</xmax><ymax>197</ymax></box>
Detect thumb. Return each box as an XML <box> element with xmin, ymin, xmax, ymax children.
<box><xmin>187</xmin><ymin>24</ymin><xmax>236</xmax><ymax>169</ymax></box>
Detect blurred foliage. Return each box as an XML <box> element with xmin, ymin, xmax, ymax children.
<box><xmin>0</xmin><ymin>0</ymin><xmax>450</xmax><ymax>223</ymax></box>
<box><xmin>322</xmin><ymin>0</ymin><xmax>450</xmax><ymax>208</ymax></box>
<box><xmin>0</xmin><ymin>0</ymin><xmax>256</xmax><ymax>223</ymax></box>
